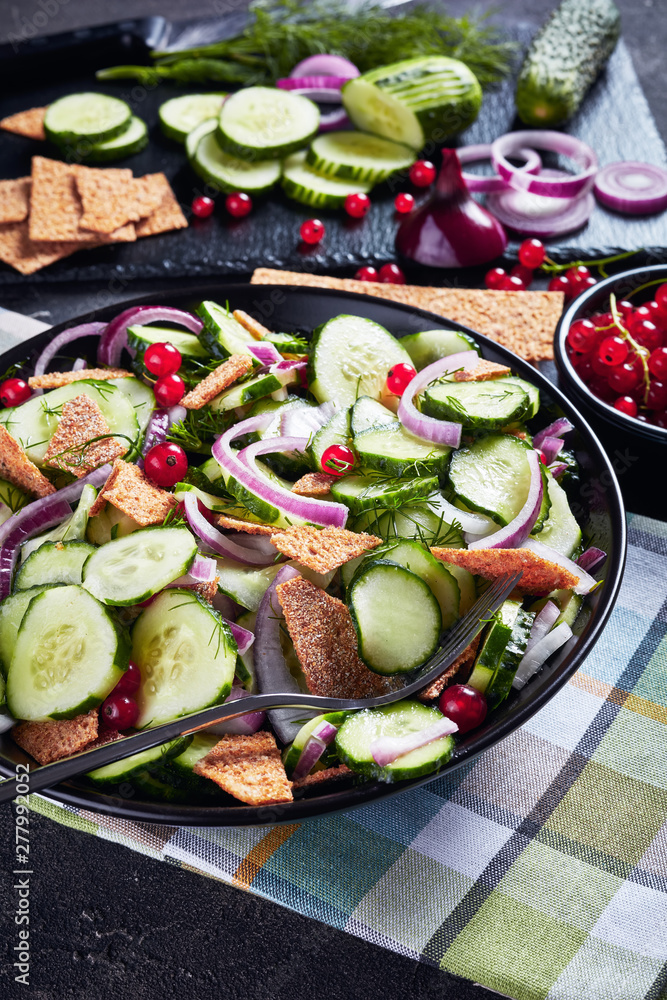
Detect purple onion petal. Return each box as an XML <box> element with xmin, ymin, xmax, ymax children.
<box><xmin>33</xmin><ymin>322</ymin><xmax>106</xmax><ymax>379</ymax></box>
<box><xmin>469</xmin><ymin>450</ymin><xmax>543</xmax><ymax>550</ymax></box>
<box><xmin>98</xmin><ymin>306</ymin><xmax>202</xmax><ymax>368</ymax></box>
<box><xmin>370</xmin><ymin>716</ymin><xmax>458</xmax><ymax>768</ymax></box>
<box><xmin>577</xmin><ymin>546</ymin><xmax>607</xmax><ymax>574</ymax></box>
<box><xmin>533</xmin><ymin>417</ymin><xmax>574</xmax><ymax>449</ymax></box>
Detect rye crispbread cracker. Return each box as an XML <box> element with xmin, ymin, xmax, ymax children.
<box><xmin>0</xmin><ymin>425</ymin><xmax>55</xmax><ymax>498</ymax></box>
<box><xmin>28</xmin><ymin>367</ymin><xmax>131</xmax><ymax>390</ymax></box>
<box><xmin>12</xmin><ymin>710</ymin><xmax>98</xmax><ymax>765</ymax></box>
<box><xmin>134</xmin><ymin>174</ymin><xmax>188</xmax><ymax>236</ymax></box>
<box><xmin>214</xmin><ymin>513</ymin><xmax>276</xmax><ymax>536</ymax></box>
<box><xmin>76</xmin><ymin>170</ymin><xmax>167</xmax><ymax>234</ymax></box>
<box><xmin>232</xmin><ymin>309</ymin><xmax>271</xmax><ymax>340</ymax></box>
<box><xmin>453</xmin><ymin>359</ymin><xmax>511</xmax><ymax>381</ymax></box>
<box><xmin>0</xmin><ymin>107</ymin><xmax>46</xmax><ymax>141</ymax></box>
<box><xmin>181</xmin><ymin>354</ymin><xmax>254</xmax><ymax>409</ymax></box>
<box><xmin>270</xmin><ymin>525</ymin><xmax>382</xmax><ymax>574</ymax></box>
<box><xmin>0</xmin><ymin>219</ymin><xmax>82</xmax><ymax>274</ymax></box>
<box><xmin>292</xmin><ymin>764</ymin><xmax>352</xmax><ymax>792</ymax></box>
<box><xmin>42</xmin><ymin>395</ymin><xmax>126</xmax><ymax>477</ymax></box>
<box><xmin>291</xmin><ymin>472</ymin><xmax>336</xmax><ymax>497</ymax></box>
<box><xmin>430</xmin><ymin>547</ymin><xmax>579</xmax><ymax>594</ymax></box>
<box><xmin>194</xmin><ymin>731</ymin><xmax>293</xmax><ymax>805</ymax></box>
<box><xmin>417</xmin><ymin>634</ymin><xmax>481</xmax><ymax>702</ymax></box>
<box><xmin>29</xmin><ymin>157</ymin><xmax>136</xmax><ymax>244</ymax></box>
<box><xmin>250</xmin><ymin>269</ymin><xmax>564</xmax><ymax>363</ymax></box>
<box><xmin>0</xmin><ymin>178</ymin><xmax>31</xmax><ymax>224</ymax></box>
<box><xmin>276</xmin><ymin>576</ymin><xmax>402</xmax><ymax>699</ymax></box>
<box><xmin>177</xmin><ymin>578</ymin><xmax>219</xmax><ymax>604</ymax></box>
<box><xmin>89</xmin><ymin>459</ymin><xmax>177</xmax><ymax>524</ymax></box>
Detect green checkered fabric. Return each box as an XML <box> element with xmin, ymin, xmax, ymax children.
<box><xmin>29</xmin><ymin>512</ymin><xmax>667</xmax><ymax>1000</ymax></box>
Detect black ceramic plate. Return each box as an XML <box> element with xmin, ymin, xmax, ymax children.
<box><xmin>0</xmin><ymin>283</ymin><xmax>626</xmax><ymax>826</ymax></box>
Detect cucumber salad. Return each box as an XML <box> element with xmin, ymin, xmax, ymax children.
<box><xmin>0</xmin><ymin>299</ymin><xmax>604</xmax><ymax>807</ymax></box>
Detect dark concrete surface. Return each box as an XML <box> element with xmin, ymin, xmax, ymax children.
<box><xmin>0</xmin><ymin>2</ymin><xmax>665</xmax><ymax>999</ymax></box>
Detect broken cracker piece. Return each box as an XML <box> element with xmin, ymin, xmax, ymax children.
<box><xmin>417</xmin><ymin>634</ymin><xmax>481</xmax><ymax>702</ymax></box>
<box><xmin>0</xmin><ymin>219</ymin><xmax>82</xmax><ymax>275</ymax></box>
<box><xmin>431</xmin><ymin>547</ymin><xmax>578</xmax><ymax>594</ymax></box>
<box><xmin>135</xmin><ymin>174</ymin><xmax>188</xmax><ymax>237</ymax></box>
<box><xmin>292</xmin><ymin>764</ymin><xmax>352</xmax><ymax>792</ymax></box>
<box><xmin>12</xmin><ymin>710</ymin><xmax>98</xmax><ymax>765</ymax></box>
<box><xmin>28</xmin><ymin>367</ymin><xmax>131</xmax><ymax>390</ymax></box>
<box><xmin>0</xmin><ymin>106</ymin><xmax>46</xmax><ymax>141</ymax></box>
<box><xmin>42</xmin><ymin>394</ymin><xmax>126</xmax><ymax>477</ymax></box>
<box><xmin>181</xmin><ymin>354</ymin><xmax>254</xmax><ymax>409</ymax></box>
<box><xmin>215</xmin><ymin>513</ymin><xmax>276</xmax><ymax>536</ymax></box>
<box><xmin>194</xmin><ymin>731</ymin><xmax>293</xmax><ymax>805</ymax></box>
<box><xmin>0</xmin><ymin>425</ymin><xmax>55</xmax><ymax>498</ymax></box>
<box><xmin>453</xmin><ymin>359</ymin><xmax>511</xmax><ymax>382</ymax></box>
<box><xmin>0</xmin><ymin>178</ymin><xmax>31</xmax><ymax>224</ymax></box>
<box><xmin>291</xmin><ymin>472</ymin><xmax>336</xmax><ymax>497</ymax></box>
<box><xmin>89</xmin><ymin>459</ymin><xmax>177</xmax><ymax>525</ymax></box>
<box><xmin>76</xmin><ymin>170</ymin><xmax>167</xmax><ymax>234</ymax></box>
<box><xmin>270</xmin><ymin>525</ymin><xmax>381</xmax><ymax>574</ymax></box>
<box><xmin>277</xmin><ymin>576</ymin><xmax>401</xmax><ymax>698</ymax></box>
<box><xmin>232</xmin><ymin>309</ymin><xmax>272</xmax><ymax>341</ymax></box>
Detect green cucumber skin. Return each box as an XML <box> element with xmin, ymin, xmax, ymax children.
<box><xmin>484</xmin><ymin>608</ymin><xmax>534</xmax><ymax>710</ymax></box>
<box><xmin>515</xmin><ymin>0</ymin><xmax>621</xmax><ymax>126</ymax></box>
<box><xmin>82</xmin><ymin>118</ymin><xmax>148</xmax><ymax>163</ymax></box>
<box><xmin>44</xmin><ymin>94</ymin><xmax>132</xmax><ymax>147</ymax></box>
<box><xmin>86</xmin><ymin>736</ymin><xmax>191</xmax><ymax>786</ymax></box>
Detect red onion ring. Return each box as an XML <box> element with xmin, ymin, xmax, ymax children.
<box><xmin>469</xmin><ymin>450</ymin><xmax>543</xmax><ymax>550</ymax></box>
<box><xmin>513</xmin><ymin>621</ymin><xmax>573</xmax><ymax>690</ymax></box>
<box><xmin>98</xmin><ymin>306</ymin><xmax>203</xmax><ymax>367</ymax></box>
<box><xmin>33</xmin><ymin>321</ymin><xmax>106</xmax><ymax>379</ymax></box>
<box><xmin>538</xmin><ymin>436</ymin><xmax>564</xmax><ymax>465</ymax></box>
<box><xmin>593</xmin><ymin>161</ymin><xmax>667</xmax><ymax>215</ymax></box>
<box><xmin>284</xmin><ymin>87</ymin><xmax>343</xmax><ymax>103</ymax></box>
<box><xmin>289</xmin><ymin>54</ymin><xmax>359</xmax><ymax>80</ymax></box>
<box><xmin>278</xmin><ymin>75</ymin><xmax>352</xmax><ymax>91</ymax></box>
<box><xmin>533</xmin><ymin>417</ymin><xmax>574</xmax><ymax>449</ymax></box>
<box><xmin>523</xmin><ymin>599</ymin><xmax>560</xmax><ymax>656</ymax></box>
<box><xmin>398</xmin><ymin>350</ymin><xmax>478</xmax><ymax>449</ymax></box>
<box><xmin>72</xmin><ymin>358</ymin><xmax>88</xmax><ymax>372</ymax></box>
<box><xmin>291</xmin><ymin>720</ymin><xmax>338</xmax><ymax>781</ymax></box>
<box><xmin>371</xmin><ymin>716</ymin><xmax>458</xmax><ymax>767</ymax></box>
<box><xmin>248</xmin><ymin>342</ymin><xmax>282</xmax><ymax>365</ymax></box>
<box><xmin>524</xmin><ymin>538</ymin><xmax>597</xmax><ymax>595</ymax></box>
<box><xmin>491</xmin><ymin>131</ymin><xmax>598</xmax><ymax>199</ymax></box>
<box><xmin>319</xmin><ymin>108</ymin><xmax>352</xmax><ymax>132</ymax></box>
<box><xmin>578</xmin><ymin>546</ymin><xmax>607</xmax><ymax>573</ymax></box>
<box><xmin>458</xmin><ymin>143</ymin><xmax>542</xmax><ymax>193</ymax></box>
<box><xmin>487</xmin><ymin>174</ymin><xmax>595</xmax><ymax>237</ymax></box>
<box><xmin>182</xmin><ymin>492</ymin><xmax>278</xmax><ymax>566</ymax></box>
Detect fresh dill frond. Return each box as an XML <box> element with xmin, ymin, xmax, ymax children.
<box><xmin>167</xmin><ymin>407</ymin><xmax>236</xmax><ymax>453</ymax></box>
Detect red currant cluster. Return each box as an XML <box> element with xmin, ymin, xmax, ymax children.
<box><xmin>354</xmin><ymin>262</ymin><xmax>406</xmax><ymax>284</ymax></box>
<box><xmin>565</xmin><ymin>283</ymin><xmax>667</xmax><ymax>426</ymax></box>
<box><xmin>191</xmin><ymin>193</ymin><xmax>253</xmax><ymax>219</ymax></box>
<box><xmin>484</xmin><ymin>239</ymin><xmax>599</xmax><ymax>297</ymax></box>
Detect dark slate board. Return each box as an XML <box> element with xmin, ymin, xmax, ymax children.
<box><xmin>0</xmin><ymin>25</ymin><xmax>665</xmax><ymax>286</ymax></box>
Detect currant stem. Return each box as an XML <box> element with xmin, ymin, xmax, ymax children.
<box><xmin>609</xmin><ymin>293</ymin><xmax>651</xmax><ymax>405</ymax></box>
<box><xmin>540</xmin><ymin>249</ymin><xmax>641</xmax><ymax>278</ymax></box>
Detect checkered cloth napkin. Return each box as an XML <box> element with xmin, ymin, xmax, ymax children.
<box><xmin>4</xmin><ymin>308</ymin><xmax>666</xmax><ymax>1000</ymax></box>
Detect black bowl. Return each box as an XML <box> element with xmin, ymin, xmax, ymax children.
<box><xmin>0</xmin><ymin>282</ymin><xmax>627</xmax><ymax>826</ymax></box>
<box><xmin>554</xmin><ymin>264</ymin><xmax>667</xmax><ymax>445</ymax></box>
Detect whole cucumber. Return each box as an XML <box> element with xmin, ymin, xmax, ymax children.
<box><xmin>515</xmin><ymin>0</ymin><xmax>621</xmax><ymax>127</ymax></box>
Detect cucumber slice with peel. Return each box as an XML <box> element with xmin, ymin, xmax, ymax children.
<box><xmin>423</xmin><ymin>379</ymin><xmax>531</xmax><ymax>430</ymax></box>
<box><xmin>216</xmin><ymin>558</ymin><xmax>283</xmax><ymax>612</ymax></box>
<box><xmin>159</xmin><ymin>93</ymin><xmax>227</xmax><ymax>143</ymax></box>
<box><xmin>20</xmin><ymin>483</ymin><xmax>98</xmax><ymax>562</ymax></box>
<box><xmin>531</xmin><ymin>475</ymin><xmax>582</xmax><ymax>556</ymax></box>
<box><xmin>354</xmin><ymin>424</ymin><xmax>451</xmax><ymax>476</ymax></box>
<box><xmin>283</xmin><ymin>711</ymin><xmax>348</xmax><ymax>777</ymax></box>
<box><xmin>132</xmin><ymin>590</ymin><xmax>237</xmax><ymax>728</ymax></box>
<box><xmin>401</xmin><ymin>329</ymin><xmax>480</xmax><ymax>370</ymax></box>
<box><xmin>468</xmin><ymin>599</ymin><xmax>522</xmax><ymax>694</ymax></box>
<box><xmin>192</xmin><ymin>131</ymin><xmax>281</xmax><ymax>194</ymax></box>
<box><xmin>6</xmin><ymin>585</ymin><xmax>130</xmax><ymax>721</ymax></box>
<box><xmin>484</xmin><ymin>607</ymin><xmax>534</xmax><ymax>710</ymax></box>
<box><xmin>350</xmin><ymin>395</ymin><xmax>398</xmax><ymax>436</ymax></box>
<box><xmin>335</xmin><ymin>701</ymin><xmax>455</xmax><ymax>781</ymax></box>
<box><xmin>331</xmin><ymin>474</ymin><xmax>439</xmax><ymax>516</ymax></box>
<box><xmin>44</xmin><ymin>92</ymin><xmax>132</xmax><ymax>145</ymax></box>
<box><xmin>86</xmin><ymin>737</ymin><xmax>191</xmax><ymax>786</ymax></box>
<box><xmin>127</xmin><ymin>325</ymin><xmax>208</xmax><ymax>361</ymax></box>
<box><xmin>82</xmin><ymin>526</ymin><xmax>197</xmax><ymax>606</ymax></box>
<box><xmin>0</xmin><ymin>587</ymin><xmax>48</xmax><ymax>678</ymax></box>
<box><xmin>217</xmin><ymin>87</ymin><xmax>319</xmax><ymax>159</ymax></box>
<box><xmin>82</xmin><ymin>116</ymin><xmax>148</xmax><ymax>162</ymax></box>
<box><xmin>197</xmin><ymin>300</ymin><xmax>258</xmax><ymax>359</ymax></box>
<box><xmin>186</xmin><ymin>117</ymin><xmax>216</xmax><ymax>161</ymax></box>
<box><xmin>309</xmin><ymin>408</ymin><xmax>351</xmax><ymax>473</ymax></box>
<box><xmin>282</xmin><ymin>152</ymin><xmax>371</xmax><ymax>209</ymax></box>
<box><xmin>449</xmin><ymin>434</ymin><xmax>541</xmax><ymax>527</ymax></box>
<box><xmin>15</xmin><ymin>541</ymin><xmax>96</xmax><ymax>590</ymax></box>
<box><xmin>306</xmin><ymin>130</ymin><xmax>415</xmax><ymax>183</ymax></box>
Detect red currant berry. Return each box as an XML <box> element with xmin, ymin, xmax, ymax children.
<box><xmin>485</xmin><ymin>267</ymin><xmax>506</xmax><ymax>290</ymax></box>
<box><xmin>598</xmin><ymin>335</ymin><xmax>628</xmax><ymax>367</ymax></box>
<box><xmin>655</xmin><ymin>283</ymin><xmax>667</xmax><ymax>312</ymax></box>
<box><xmin>566</xmin><ymin>318</ymin><xmax>597</xmax><ymax>353</ymax></box>
<box><xmin>154</xmin><ymin>373</ymin><xmax>185</xmax><ymax>407</ymax></box>
<box><xmin>518</xmin><ymin>238</ymin><xmax>546</xmax><ymax>269</ymax></box>
<box><xmin>630</xmin><ymin>305</ymin><xmax>652</xmax><ymax>326</ymax></box>
<box><xmin>113</xmin><ymin>661</ymin><xmax>141</xmax><ymax>697</ymax></box>
<box><xmin>0</xmin><ymin>377</ymin><xmax>31</xmax><ymax>407</ymax></box>
<box><xmin>500</xmin><ymin>275</ymin><xmax>526</xmax><ymax>291</ymax></box>
<box><xmin>225</xmin><ymin>192</ymin><xmax>252</xmax><ymax>218</ymax></box>
<box><xmin>651</xmin><ymin>410</ymin><xmax>667</xmax><ymax>429</ymax></box>
<box><xmin>439</xmin><ymin>684</ymin><xmax>487</xmax><ymax>734</ymax></box>
<box><xmin>344</xmin><ymin>192</ymin><xmax>371</xmax><ymax>218</ymax></box>
<box><xmin>321</xmin><ymin>443</ymin><xmax>355</xmax><ymax>477</ymax></box>
<box><xmin>511</xmin><ymin>264</ymin><xmax>534</xmax><ymax>286</ymax></box>
<box><xmin>300</xmin><ymin>218</ymin><xmax>325</xmax><ymax>244</ymax></box>
<box><xmin>386</xmin><ymin>362</ymin><xmax>417</xmax><ymax>396</ymax></box>
<box><xmin>645</xmin><ymin>301</ymin><xmax>666</xmax><ymax>328</ymax></box>
<box><xmin>632</xmin><ymin>319</ymin><xmax>662</xmax><ymax>352</ymax></box>
<box><xmin>579</xmin><ymin>276</ymin><xmax>597</xmax><ymax>293</ymax></box>
<box><xmin>355</xmin><ymin>266</ymin><xmax>378</xmax><ymax>281</ymax></box>
<box><xmin>378</xmin><ymin>262</ymin><xmax>405</xmax><ymax>284</ymax></box>
<box><xmin>191</xmin><ymin>195</ymin><xmax>214</xmax><ymax>218</ymax></box>
<box><xmin>565</xmin><ymin>265</ymin><xmax>591</xmax><ymax>286</ymax></box>
<box><xmin>101</xmin><ymin>694</ymin><xmax>139</xmax><ymax>730</ymax></box>
<box><xmin>648</xmin><ymin>347</ymin><xmax>667</xmax><ymax>379</ymax></box>
<box><xmin>144</xmin><ymin>341</ymin><xmax>182</xmax><ymax>378</ymax></box>
<box><xmin>617</xmin><ymin>299</ymin><xmax>634</xmax><ymax>319</ymax></box>
<box><xmin>592</xmin><ymin>312</ymin><xmax>614</xmax><ymax>330</ymax></box>
<box><xmin>394</xmin><ymin>192</ymin><xmax>415</xmax><ymax>214</ymax></box>
<box><xmin>409</xmin><ymin>160</ymin><xmax>436</xmax><ymax>187</ymax></box>
<box><xmin>647</xmin><ymin>380</ymin><xmax>667</xmax><ymax>410</ymax></box>
<box><xmin>608</xmin><ymin>362</ymin><xmax>641</xmax><ymax>394</ymax></box>
<box><xmin>591</xmin><ymin>353</ymin><xmax>613</xmax><ymax>378</ymax></box>
<box><xmin>613</xmin><ymin>396</ymin><xmax>638</xmax><ymax>418</ymax></box>
<box><xmin>144</xmin><ymin>442</ymin><xmax>188</xmax><ymax>488</ymax></box>
<box><xmin>548</xmin><ymin>275</ymin><xmax>572</xmax><ymax>295</ymax></box>
<box><xmin>590</xmin><ymin>377</ymin><xmax>616</xmax><ymax>402</ymax></box>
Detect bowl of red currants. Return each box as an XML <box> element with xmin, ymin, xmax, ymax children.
<box><xmin>554</xmin><ymin>264</ymin><xmax>667</xmax><ymax>445</ymax></box>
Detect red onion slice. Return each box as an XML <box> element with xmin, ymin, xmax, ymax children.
<box><xmin>594</xmin><ymin>161</ymin><xmax>667</xmax><ymax>215</ymax></box>
<box><xmin>72</xmin><ymin>357</ymin><xmax>88</xmax><ymax>372</ymax></box>
<box><xmin>533</xmin><ymin>417</ymin><xmax>574</xmax><ymax>449</ymax></box>
<box><xmin>469</xmin><ymin>450</ymin><xmax>543</xmax><ymax>550</ymax></box>
<box><xmin>206</xmin><ymin>685</ymin><xmax>265</xmax><ymax>736</ymax></box>
<box><xmin>280</xmin><ymin>401</ymin><xmax>336</xmax><ymax>438</ymax></box>
<box><xmin>524</xmin><ymin>599</ymin><xmax>560</xmax><ymax>656</ymax></box>
<box><xmin>226</xmin><ymin>623</ymin><xmax>254</xmax><ymax>657</ymax></box>
<box><xmin>291</xmin><ymin>720</ymin><xmax>339</xmax><ymax>781</ymax></box>
<box><xmin>34</xmin><ymin>321</ymin><xmax>106</xmax><ymax>379</ymax></box>
<box><xmin>432</xmin><ymin>493</ymin><xmax>496</xmax><ymax>537</ymax></box>
<box><xmin>538</xmin><ymin>436</ymin><xmax>564</xmax><ymax>465</ymax></box>
<box><xmin>98</xmin><ymin>306</ymin><xmax>203</xmax><ymax>367</ymax></box>
<box><xmin>458</xmin><ymin>143</ymin><xmax>542</xmax><ymax>193</ymax></box>
<box><xmin>491</xmin><ymin>131</ymin><xmax>598</xmax><ymax>198</ymax></box>
<box><xmin>182</xmin><ymin>492</ymin><xmax>278</xmax><ymax>566</ymax></box>
<box><xmin>398</xmin><ymin>350</ymin><xmax>478</xmax><ymax>449</ymax></box>
<box><xmin>578</xmin><ymin>546</ymin><xmax>607</xmax><ymax>574</ymax></box>
<box><xmin>277</xmin><ymin>75</ymin><xmax>351</xmax><ymax>91</ymax></box>
<box><xmin>548</xmin><ymin>462</ymin><xmax>568</xmax><ymax>479</ymax></box>
<box><xmin>188</xmin><ymin>554</ymin><xmax>217</xmax><ymax>582</ymax></box>
<box><xmin>371</xmin><ymin>716</ymin><xmax>458</xmax><ymax>767</ymax></box>
<box><xmin>290</xmin><ymin>54</ymin><xmax>359</xmax><ymax>80</ymax></box>
<box><xmin>487</xmin><ymin>183</ymin><xmax>595</xmax><ymax>237</ymax></box>
<box><xmin>513</xmin><ymin>621</ymin><xmax>573</xmax><ymax>690</ymax></box>
<box><xmin>523</xmin><ymin>538</ymin><xmax>598</xmax><ymax>595</ymax></box>
<box><xmin>284</xmin><ymin>87</ymin><xmax>343</xmax><ymax>103</ymax></box>
<box><xmin>248</xmin><ymin>342</ymin><xmax>282</xmax><ymax>365</ymax></box>
<box><xmin>319</xmin><ymin>108</ymin><xmax>352</xmax><ymax>132</ymax></box>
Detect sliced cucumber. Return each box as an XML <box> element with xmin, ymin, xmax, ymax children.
<box><xmin>309</xmin><ymin>314</ymin><xmax>412</xmax><ymax>406</ymax></box>
<box><xmin>83</xmin><ymin>116</ymin><xmax>148</xmax><ymax>162</ymax></box>
<box><xmin>132</xmin><ymin>589</ymin><xmax>237</xmax><ymax>728</ymax></box>
<box><xmin>468</xmin><ymin>599</ymin><xmax>522</xmax><ymax>694</ymax></box>
<box><xmin>282</xmin><ymin>711</ymin><xmax>348</xmax><ymax>777</ymax></box>
<box><xmin>85</xmin><ymin>505</ymin><xmax>142</xmax><ymax>547</ymax></box>
<box><xmin>15</xmin><ymin>541</ymin><xmax>95</xmax><ymax>591</ymax></box>
<box><xmin>354</xmin><ymin>424</ymin><xmax>451</xmax><ymax>477</ymax></box>
<box><xmin>331</xmin><ymin>473</ymin><xmax>439</xmax><ymax>516</ymax></box>
<box><xmin>350</xmin><ymin>395</ymin><xmax>398</xmax><ymax>436</ymax></box>
<box><xmin>235</xmin><ymin>610</ymin><xmax>256</xmax><ymax>691</ymax></box>
<box><xmin>336</xmin><ymin>701</ymin><xmax>455</xmax><ymax>781</ymax></box>
<box><xmin>400</xmin><ymin>329</ymin><xmax>480</xmax><ymax>370</ymax></box>
<box><xmin>449</xmin><ymin>433</ymin><xmax>538</xmax><ymax>526</ymax></box>
<box><xmin>209</xmin><ymin>368</ymin><xmax>297</xmax><ymax>412</ymax></box>
<box><xmin>499</xmin><ymin>376</ymin><xmax>540</xmax><ymax>419</ymax></box>
<box><xmin>217</xmin><ymin>87</ymin><xmax>319</xmax><ymax>159</ymax></box>
<box><xmin>20</xmin><ymin>483</ymin><xmax>97</xmax><ymax>562</ymax></box>
<box><xmin>127</xmin><ymin>324</ymin><xmax>207</xmax><ymax>363</ymax></box>
<box><xmin>309</xmin><ymin>407</ymin><xmax>351</xmax><ymax>473</ymax></box>
<box><xmin>306</xmin><ymin>130</ymin><xmax>415</xmax><ymax>183</ymax></box>
<box><xmin>155</xmin><ymin>732</ymin><xmax>223</xmax><ymax>797</ymax></box>
<box><xmin>0</xmin><ymin>478</ymin><xmax>28</xmax><ymax>518</ymax></box>
<box><xmin>423</xmin><ymin>379</ymin><xmax>531</xmax><ymax>430</ymax></box>
<box><xmin>351</xmin><ymin>497</ymin><xmax>455</xmax><ymax>545</ymax></box>
<box><xmin>349</xmin><ymin>560</ymin><xmax>441</xmax><ymax>674</ymax></box>
<box><xmin>192</xmin><ymin>130</ymin><xmax>281</xmax><ymax>194</ymax></box>
<box><xmin>159</xmin><ymin>93</ymin><xmax>227</xmax><ymax>143</ymax></box>
<box><xmin>44</xmin><ymin>92</ymin><xmax>132</xmax><ymax>146</ymax></box>
<box><xmin>6</xmin><ymin>585</ymin><xmax>130</xmax><ymax>721</ymax></box>
<box><xmin>363</xmin><ymin>538</ymin><xmax>460</xmax><ymax>630</ymax></box>
<box><xmin>484</xmin><ymin>607</ymin><xmax>534</xmax><ymax>710</ymax></box>
<box><xmin>86</xmin><ymin>736</ymin><xmax>191</xmax><ymax>786</ymax></box>
<box><xmin>261</xmin><ymin>331</ymin><xmax>309</xmax><ymax>354</ymax></box>
<box><xmin>0</xmin><ymin>587</ymin><xmax>48</xmax><ymax>678</ymax></box>
<box><xmin>531</xmin><ymin>475</ymin><xmax>582</xmax><ymax>557</ymax></box>
<box><xmin>342</xmin><ymin>56</ymin><xmax>482</xmax><ymax>150</ymax></box>
<box><xmin>82</xmin><ymin>527</ymin><xmax>197</xmax><ymax>606</ymax></box>
<box><xmin>186</xmin><ymin>117</ymin><xmax>217</xmax><ymax>161</ymax></box>
<box><xmin>197</xmin><ymin>300</ymin><xmax>258</xmax><ymax>359</ymax></box>
<box><xmin>282</xmin><ymin>151</ymin><xmax>372</xmax><ymax>209</ymax></box>
<box><xmin>247</xmin><ymin>398</ymin><xmax>312</xmax><ymax>479</ymax></box>
<box><xmin>216</xmin><ymin>558</ymin><xmax>282</xmax><ymax>612</ymax></box>
<box><xmin>109</xmin><ymin>377</ymin><xmax>155</xmax><ymax>438</ymax></box>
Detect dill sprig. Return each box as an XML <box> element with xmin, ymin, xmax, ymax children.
<box><xmin>167</xmin><ymin>407</ymin><xmax>236</xmax><ymax>453</ymax></box>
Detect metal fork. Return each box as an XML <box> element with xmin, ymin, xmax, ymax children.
<box><xmin>0</xmin><ymin>571</ymin><xmax>521</xmax><ymax>804</ymax></box>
